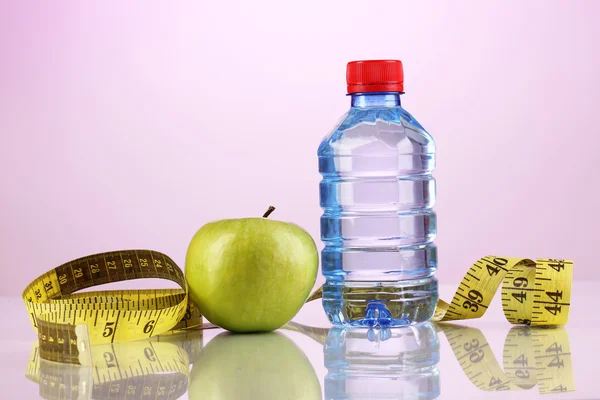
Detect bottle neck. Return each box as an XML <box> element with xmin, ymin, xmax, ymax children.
<box><xmin>350</xmin><ymin>92</ymin><xmax>402</xmax><ymax>108</ymax></box>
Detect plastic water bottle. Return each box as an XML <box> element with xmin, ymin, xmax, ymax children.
<box><xmin>318</xmin><ymin>59</ymin><xmax>438</xmax><ymax>326</ymax></box>
<box><xmin>324</xmin><ymin>323</ymin><xmax>440</xmax><ymax>399</ymax></box>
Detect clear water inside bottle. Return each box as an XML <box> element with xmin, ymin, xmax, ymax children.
<box><xmin>318</xmin><ymin>93</ymin><xmax>438</xmax><ymax>327</ymax></box>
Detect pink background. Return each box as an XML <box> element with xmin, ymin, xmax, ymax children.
<box><xmin>1</xmin><ymin>1</ymin><xmax>599</xmax><ymax>296</ymax></box>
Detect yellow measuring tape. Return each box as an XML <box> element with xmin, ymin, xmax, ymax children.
<box><xmin>23</xmin><ymin>250</ymin><xmax>202</xmax><ymax>365</ymax></box>
<box><xmin>428</xmin><ymin>255</ymin><xmax>575</xmax><ymax>394</ymax></box>
<box><xmin>23</xmin><ymin>251</ymin><xmax>574</xmax><ymax>394</ymax></box>
<box><xmin>432</xmin><ymin>256</ymin><xmax>572</xmax><ymax>325</ymax></box>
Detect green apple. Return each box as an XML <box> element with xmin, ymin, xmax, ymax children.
<box><xmin>185</xmin><ymin>207</ymin><xmax>318</xmax><ymax>332</ymax></box>
<box><xmin>189</xmin><ymin>332</ymin><xmax>321</xmax><ymax>400</ymax></box>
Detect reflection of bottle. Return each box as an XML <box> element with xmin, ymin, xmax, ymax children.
<box><xmin>324</xmin><ymin>322</ymin><xmax>440</xmax><ymax>399</ymax></box>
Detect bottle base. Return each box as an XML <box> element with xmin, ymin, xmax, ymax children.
<box><xmin>322</xmin><ymin>278</ymin><xmax>438</xmax><ymax>327</ymax></box>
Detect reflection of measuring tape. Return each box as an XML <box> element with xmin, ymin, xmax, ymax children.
<box><xmin>426</xmin><ymin>255</ymin><xmax>574</xmax><ymax>395</ymax></box>
<box><xmin>289</xmin><ymin>321</ymin><xmax>576</xmax><ymax>395</ymax></box>
<box><xmin>438</xmin><ymin>324</ymin><xmax>574</xmax><ymax>395</ymax></box>
<box><xmin>25</xmin><ymin>329</ymin><xmax>205</xmax><ymax>400</ymax></box>
<box><xmin>25</xmin><ymin>320</ymin><xmax>575</xmax><ymax>399</ymax></box>
<box><xmin>23</xmin><ymin>250</ymin><xmax>202</xmax><ymax>365</ymax></box>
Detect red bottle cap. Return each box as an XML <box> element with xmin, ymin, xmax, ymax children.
<box><xmin>346</xmin><ymin>60</ymin><xmax>404</xmax><ymax>94</ymax></box>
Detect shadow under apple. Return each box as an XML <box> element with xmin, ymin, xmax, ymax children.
<box><xmin>189</xmin><ymin>331</ymin><xmax>321</xmax><ymax>400</ymax></box>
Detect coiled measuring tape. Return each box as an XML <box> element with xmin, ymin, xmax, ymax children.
<box><xmin>431</xmin><ymin>256</ymin><xmax>572</xmax><ymax>325</ymax></box>
<box><xmin>23</xmin><ymin>250</ymin><xmax>203</xmax><ymax>365</ymax></box>
<box><xmin>426</xmin><ymin>255</ymin><xmax>575</xmax><ymax>394</ymax></box>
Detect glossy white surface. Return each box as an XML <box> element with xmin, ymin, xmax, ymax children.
<box><xmin>2</xmin><ymin>282</ymin><xmax>597</xmax><ymax>399</ymax></box>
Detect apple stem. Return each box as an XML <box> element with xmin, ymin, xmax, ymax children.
<box><xmin>262</xmin><ymin>206</ymin><xmax>276</xmax><ymax>218</ymax></box>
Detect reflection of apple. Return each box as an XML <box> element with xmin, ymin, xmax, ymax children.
<box><xmin>189</xmin><ymin>332</ymin><xmax>321</xmax><ymax>400</ymax></box>
<box><xmin>185</xmin><ymin>207</ymin><xmax>318</xmax><ymax>332</ymax></box>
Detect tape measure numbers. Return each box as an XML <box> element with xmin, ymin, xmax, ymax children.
<box><xmin>305</xmin><ymin>256</ymin><xmax>572</xmax><ymax>326</ymax></box>
<box><xmin>431</xmin><ymin>257</ymin><xmax>573</xmax><ymax>326</ymax></box>
<box><xmin>23</xmin><ymin>250</ymin><xmax>202</xmax><ymax>365</ymax></box>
